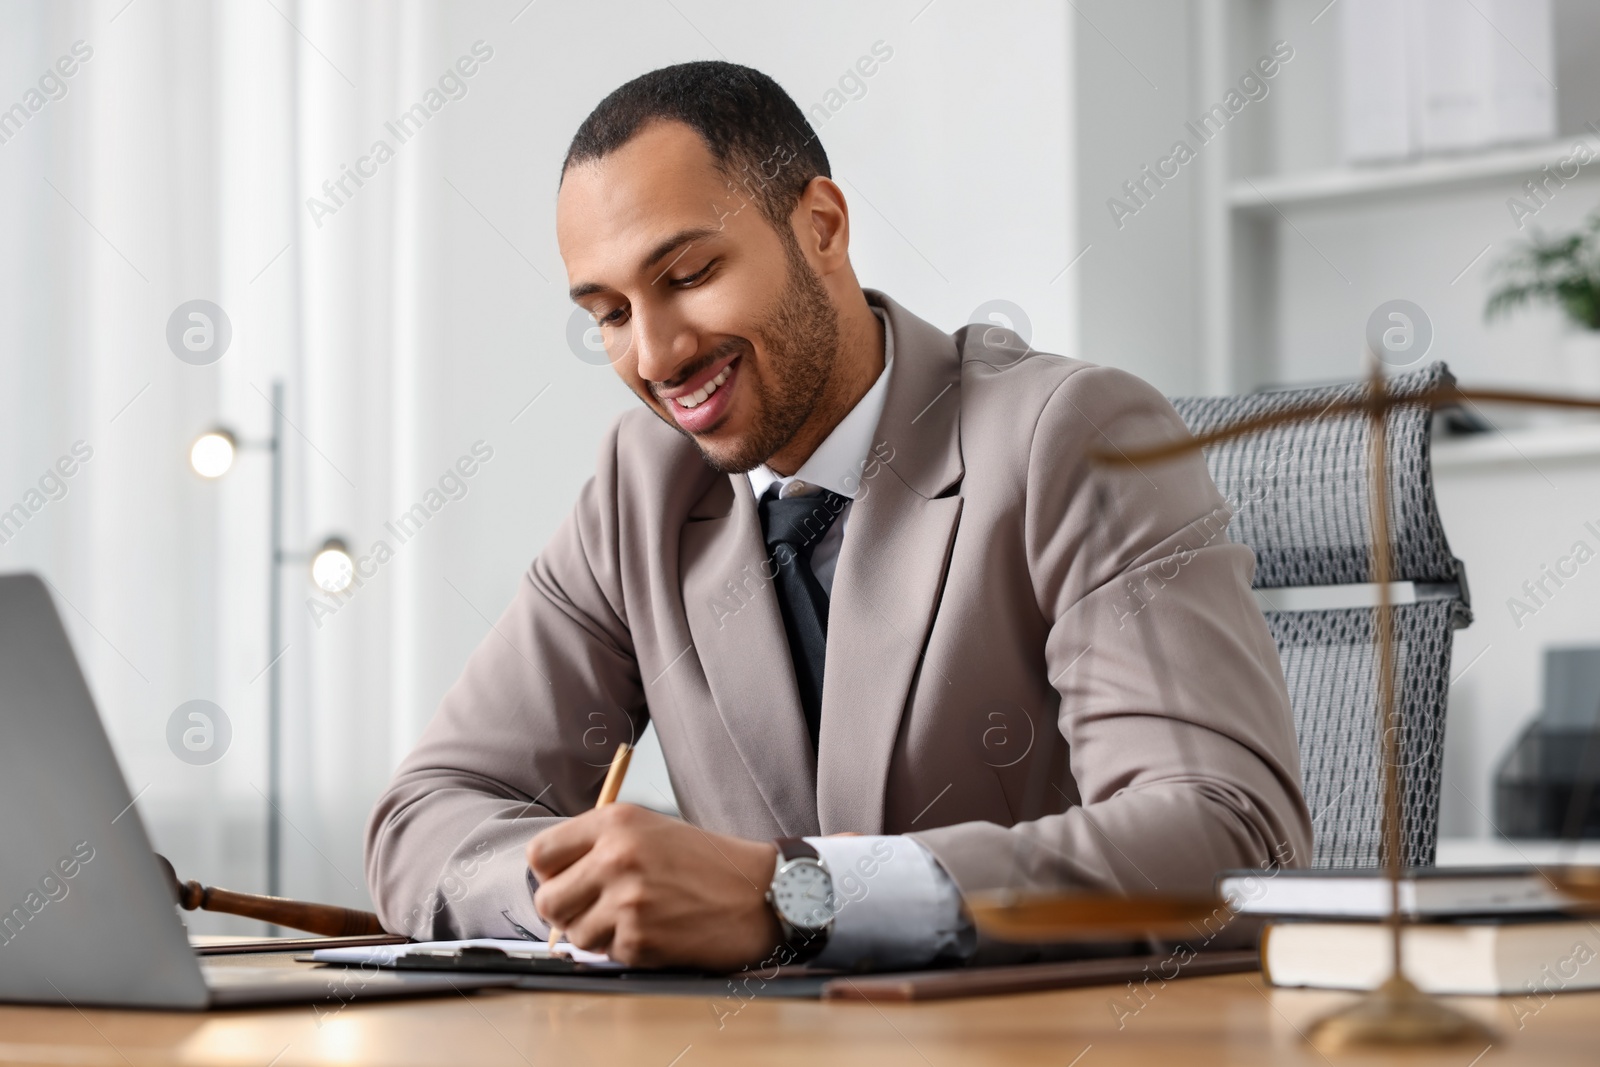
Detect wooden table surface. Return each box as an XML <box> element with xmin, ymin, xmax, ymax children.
<box><xmin>2</xmin><ymin>954</ymin><xmax>1596</xmax><ymax>1066</ymax></box>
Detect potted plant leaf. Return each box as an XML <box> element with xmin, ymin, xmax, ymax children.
<box><xmin>1486</xmin><ymin>209</ymin><xmax>1600</xmax><ymax>399</ymax></box>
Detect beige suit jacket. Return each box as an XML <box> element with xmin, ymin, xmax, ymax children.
<box><xmin>365</xmin><ymin>291</ymin><xmax>1312</xmax><ymax>942</ymax></box>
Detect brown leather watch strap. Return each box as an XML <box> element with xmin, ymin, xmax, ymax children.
<box><xmin>775</xmin><ymin>837</ymin><xmax>819</xmax><ymax>863</ymax></box>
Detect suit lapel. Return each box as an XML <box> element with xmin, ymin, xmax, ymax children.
<box><xmin>681</xmin><ymin>474</ymin><xmax>820</xmax><ymax>837</ymax></box>
<box><xmin>815</xmin><ymin>292</ymin><xmax>966</xmax><ymax>835</ymax></box>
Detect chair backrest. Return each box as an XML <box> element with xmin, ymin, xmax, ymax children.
<box><xmin>1171</xmin><ymin>362</ymin><xmax>1470</xmax><ymax>868</ymax></box>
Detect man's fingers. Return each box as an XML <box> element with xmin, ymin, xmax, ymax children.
<box><xmin>561</xmin><ymin>896</ymin><xmax>616</xmax><ymax>955</ymax></box>
<box><xmin>532</xmin><ymin>848</ymin><xmax>607</xmax><ymax>929</ymax></box>
<box><xmin>525</xmin><ymin>807</ymin><xmax>604</xmax><ymax>878</ymax></box>
<box><xmin>526</xmin><ymin>804</ymin><xmax>665</xmax><ymax>958</ymax></box>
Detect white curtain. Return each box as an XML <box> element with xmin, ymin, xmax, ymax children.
<box><xmin>0</xmin><ymin>1</ymin><xmax>432</xmax><ymax>930</ymax></box>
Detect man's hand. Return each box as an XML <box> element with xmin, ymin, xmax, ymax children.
<box><xmin>526</xmin><ymin>804</ymin><xmax>781</xmax><ymax>969</ymax></box>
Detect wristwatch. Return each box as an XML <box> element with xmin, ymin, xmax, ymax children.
<box><xmin>765</xmin><ymin>837</ymin><xmax>835</xmax><ymax>962</ymax></box>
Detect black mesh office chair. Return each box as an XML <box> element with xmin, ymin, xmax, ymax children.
<box><xmin>1171</xmin><ymin>362</ymin><xmax>1471</xmax><ymax>868</ymax></box>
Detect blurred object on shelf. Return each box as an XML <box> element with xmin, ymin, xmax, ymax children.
<box><xmin>1340</xmin><ymin>0</ymin><xmax>1556</xmax><ymax>164</ymax></box>
<box><xmin>1433</xmin><ymin>404</ymin><xmax>1493</xmax><ymax>436</ymax></box>
<box><xmin>1496</xmin><ymin>647</ymin><xmax>1600</xmax><ymax>837</ymax></box>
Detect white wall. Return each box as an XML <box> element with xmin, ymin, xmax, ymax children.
<box><xmin>1072</xmin><ymin>0</ymin><xmax>1205</xmax><ymax>396</ymax></box>
<box><xmin>1435</xmin><ymin>444</ymin><xmax>1600</xmax><ymax>837</ymax></box>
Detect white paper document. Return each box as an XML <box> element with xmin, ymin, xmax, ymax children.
<box><xmin>312</xmin><ymin>938</ymin><xmax>622</xmax><ymax>969</ymax></box>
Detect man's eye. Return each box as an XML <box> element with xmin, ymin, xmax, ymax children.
<box><xmin>594</xmin><ymin>306</ymin><xmax>628</xmax><ymax>327</ymax></box>
<box><xmin>668</xmin><ymin>261</ymin><xmax>714</xmax><ymax>287</ymax></box>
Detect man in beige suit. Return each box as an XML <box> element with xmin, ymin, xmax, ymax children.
<box><xmin>366</xmin><ymin>61</ymin><xmax>1311</xmax><ymax>971</ymax></box>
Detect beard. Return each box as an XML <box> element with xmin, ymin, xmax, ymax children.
<box><xmin>670</xmin><ymin>236</ymin><xmax>841</xmax><ymax>474</ymax></box>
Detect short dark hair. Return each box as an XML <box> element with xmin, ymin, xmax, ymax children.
<box><xmin>562</xmin><ymin>61</ymin><xmax>830</xmax><ymax>229</ymax></box>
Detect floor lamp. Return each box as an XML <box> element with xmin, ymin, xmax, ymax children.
<box><xmin>189</xmin><ymin>379</ymin><xmax>354</xmax><ymax>900</ymax></box>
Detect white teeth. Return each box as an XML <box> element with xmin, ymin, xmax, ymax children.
<box><xmin>674</xmin><ymin>364</ymin><xmax>733</xmax><ymax>410</ymax></box>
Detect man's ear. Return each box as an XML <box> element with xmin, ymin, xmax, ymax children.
<box><xmin>791</xmin><ymin>176</ymin><xmax>851</xmax><ymax>277</ymax></box>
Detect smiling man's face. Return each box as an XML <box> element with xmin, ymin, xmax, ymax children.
<box><xmin>557</xmin><ymin>120</ymin><xmax>841</xmax><ymax>474</ymax></box>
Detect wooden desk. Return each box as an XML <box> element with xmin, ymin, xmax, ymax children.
<box><xmin>2</xmin><ymin>956</ymin><xmax>1597</xmax><ymax>1066</ymax></box>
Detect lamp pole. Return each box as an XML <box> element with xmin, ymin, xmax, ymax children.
<box><xmin>266</xmin><ymin>379</ymin><xmax>285</xmax><ymax>899</ymax></box>
<box><xmin>190</xmin><ymin>383</ymin><xmax>354</xmax><ymax>923</ymax></box>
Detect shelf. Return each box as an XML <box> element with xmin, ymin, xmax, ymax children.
<box><xmin>1436</xmin><ymin>837</ymin><xmax>1600</xmax><ymax>867</ymax></box>
<box><xmin>1433</xmin><ymin>422</ymin><xmax>1600</xmax><ymax>470</ymax></box>
<box><xmin>1230</xmin><ymin>135</ymin><xmax>1600</xmax><ymax>215</ymax></box>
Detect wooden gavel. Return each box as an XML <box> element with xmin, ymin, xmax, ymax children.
<box><xmin>155</xmin><ymin>854</ymin><xmax>388</xmax><ymax>937</ymax></box>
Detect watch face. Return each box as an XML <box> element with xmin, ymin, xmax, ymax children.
<box><xmin>772</xmin><ymin>859</ymin><xmax>834</xmax><ymax>931</ymax></box>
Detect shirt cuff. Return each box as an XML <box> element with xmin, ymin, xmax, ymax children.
<box><xmin>804</xmin><ymin>835</ymin><xmax>975</xmax><ymax>970</ymax></box>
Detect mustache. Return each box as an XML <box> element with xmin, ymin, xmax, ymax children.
<box><xmin>649</xmin><ymin>337</ymin><xmax>746</xmax><ymax>400</ymax></box>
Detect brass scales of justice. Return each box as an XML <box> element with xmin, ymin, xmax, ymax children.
<box><xmin>156</xmin><ymin>365</ymin><xmax>1600</xmax><ymax>1051</ymax></box>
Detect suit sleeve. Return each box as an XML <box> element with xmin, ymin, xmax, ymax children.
<box><xmin>911</xmin><ymin>365</ymin><xmax>1313</xmax><ymax>915</ymax></box>
<box><xmin>363</xmin><ymin>418</ymin><xmax>647</xmax><ymax>939</ymax></box>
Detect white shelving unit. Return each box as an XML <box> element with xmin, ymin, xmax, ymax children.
<box><xmin>1437</xmin><ymin>837</ymin><xmax>1600</xmax><ymax>866</ymax></box>
<box><xmin>1433</xmin><ymin>421</ymin><xmax>1600</xmax><ymax>469</ymax></box>
<box><xmin>1231</xmin><ymin>135</ymin><xmax>1600</xmax><ymax>215</ymax></box>
<box><xmin>1194</xmin><ymin>0</ymin><xmax>1600</xmax><ymax>397</ymax></box>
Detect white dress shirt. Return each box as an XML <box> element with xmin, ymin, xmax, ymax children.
<box><xmin>746</xmin><ymin>309</ymin><xmax>973</xmax><ymax>969</ymax></box>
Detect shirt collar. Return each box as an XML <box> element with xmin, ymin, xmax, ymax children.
<box><xmin>746</xmin><ymin>306</ymin><xmax>894</xmax><ymax>502</ymax></box>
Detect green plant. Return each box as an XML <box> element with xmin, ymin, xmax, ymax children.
<box><xmin>1486</xmin><ymin>210</ymin><xmax>1600</xmax><ymax>331</ymax></box>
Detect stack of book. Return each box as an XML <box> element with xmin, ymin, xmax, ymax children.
<box><xmin>1218</xmin><ymin>867</ymin><xmax>1600</xmax><ymax>995</ymax></box>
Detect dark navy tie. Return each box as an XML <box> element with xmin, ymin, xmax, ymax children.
<box><xmin>758</xmin><ymin>484</ymin><xmax>848</xmax><ymax>751</ymax></box>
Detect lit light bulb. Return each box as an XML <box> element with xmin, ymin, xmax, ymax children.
<box><xmin>189</xmin><ymin>430</ymin><xmax>237</xmax><ymax>479</ymax></box>
<box><xmin>311</xmin><ymin>538</ymin><xmax>355</xmax><ymax>594</ymax></box>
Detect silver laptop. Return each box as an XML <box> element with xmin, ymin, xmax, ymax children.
<box><xmin>0</xmin><ymin>573</ymin><xmax>514</xmax><ymax>1008</ymax></box>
